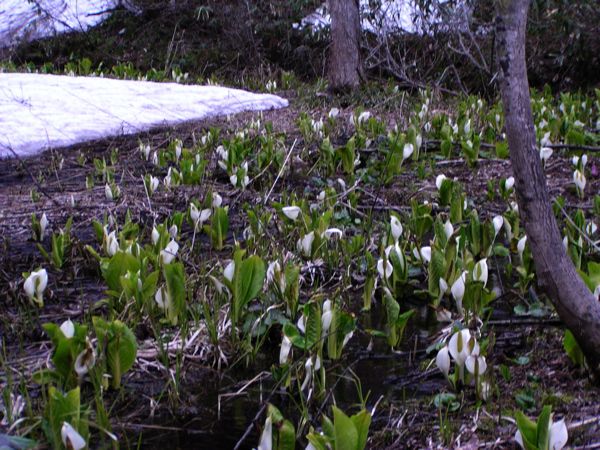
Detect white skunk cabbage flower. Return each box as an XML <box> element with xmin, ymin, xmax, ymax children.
<box><xmin>443</xmin><ymin>220</ymin><xmax>454</xmax><ymax>240</ymax></box>
<box><xmin>539</xmin><ymin>147</ymin><xmax>553</xmax><ymax>164</ymax></box>
<box><xmin>74</xmin><ymin>338</ymin><xmax>96</xmax><ymax>377</ymax></box>
<box><xmin>154</xmin><ymin>285</ymin><xmax>172</xmax><ymax>312</ymax></box>
<box><xmin>257</xmin><ymin>416</ymin><xmax>272</xmax><ymax>450</ymax></box>
<box><xmin>279</xmin><ymin>335</ymin><xmax>292</xmax><ymax>365</ymax></box>
<box><xmin>473</xmin><ymin>258</ymin><xmax>489</xmax><ymax>287</ymax></box>
<box><xmin>377</xmin><ymin>258</ymin><xmax>393</xmax><ymax>279</ymax></box>
<box><xmin>151</xmin><ymin>227</ymin><xmax>160</xmax><ymax>246</ymax></box>
<box><xmin>224</xmin><ymin>261</ymin><xmax>235</xmax><ymax>282</ymax></box>
<box><xmin>515</xmin><ymin>417</ymin><xmax>568</xmax><ymax>450</ymax></box>
<box><xmin>463</xmin><ymin>119</ymin><xmax>471</xmax><ymax>135</ymax></box>
<box><xmin>106</xmin><ymin>231</ymin><xmax>119</xmax><ymax>256</ymax></box>
<box><xmin>357</xmin><ymin>111</ymin><xmax>371</xmax><ymax>125</ymax></box>
<box><xmin>493</xmin><ymin>216</ymin><xmax>504</xmax><ymax>238</ymax></box>
<box><xmin>321</xmin><ymin>300</ymin><xmax>333</xmax><ymax>333</ymax></box>
<box><xmin>24</xmin><ymin>268</ymin><xmax>48</xmax><ymax>307</ymax></box>
<box><xmin>328</xmin><ymin>107</ymin><xmax>340</xmax><ymax>119</ymax></box>
<box><xmin>448</xmin><ymin>329</ymin><xmax>479</xmax><ymax>368</ymax></box>
<box><xmin>282</xmin><ymin>206</ymin><xmax>301</xmax><ymax>221</ymax></box>
<box><xmin>40</xmin><ymin>213</ymin><xmax>49</xmax><ymax>240</ymax></box>
<box><xmin>572</xmin><ymin>154</ymin><xmax>588</xmax><ymax>169</ymax></box>
<box><xmin>60</xmin><ymin>319</ymin><xmax>75</xmax><ymax>339</ymax></box>
<box><xmin>104</xmin><ymin>183</ymin><xmax>113</xmax><ymax>200</ymax></box>
<box><xmin>61</xmin><ymin>422</ymin><xmax>86</xmax><ymax>450</ymax></box>
<box><xmin>465</xmin><ymin>354</ymin><xmax>487</xmax><ymax>377</ymax></box>
<box><xmin>322</xmin><ymin>228</ymin><xmax>343</xmax><ymax>240</ymax></box>
<box><xmin>439</xmin><ymin>277</ymin><xmax>449</xmax><ymax>296</ymax></box>
<box><xmin>420</xmin><ymin>246</ymin><xmax>432</xmax><ymax>263</ymax></box>
<box><xmin>212</xmin><ymin>193</ymin><xmax>223</xmax><ymax>208</ymax></box>
<box><xmin>190</xmin><ymin>203</ymin><xmax>200</xmax><ymax>223</ymax></box>
<box><xmin>402</xmin><ymin>143</ymin><xmax>414</xmax><ymax>160</ymax></box>
<box><xmin>435</xmin><ymin>174</ymin><xmax>447</xmax><ymax>190</ymax></box>
<box><xmin>390</xmin><ymin>216</ymin><xmax>403</xmax><ymax>242</ymax></box>
<box><xmin>451</xmin><ymin>271</ymin><xmax>467</xmax><ymax>313</ymax></box>
<box><xmin>517</xmin><ymin>235</ymin><xmax>527</xmax><ymax>262</ymax></box>
<box><xmin>298</xmin><ymin>232</ymin><xmax>315</xmax><ymax>258</ymax></box>
<box><xmin>573</xmin><ymin>169</ymin><xmax>586</xmax><ymax>193</ymax></box>
<box><xmin>436</xmin><ymin>346</ymin><xmax>451</xmax><ymax>378</ymax></box>
<box><xmin>160</xmin><ymin>240</ymin><xmax>179</xmax><ymax>265</ymax></box>
<box><xmin>149</xmin><ymin>176</ymin><xmax>159</xmax><ymax>194</ymax></box>
<box><xmin>297</xmin><ymin>315</ymin><xmax>306</xmax><ymax>334</ymax></box>
<box><xmin>266</xmin><ymin>261</ymin><xmax>281</xmax><ymax>286</ymax></box>
<box><xmin>504</xmin><ymin>176</ymin><xmax>515</xmax><ymax>191</ymax></box>
<box><xmin>586</xmin><ymin>222</ymin><xmax>597</xmax><ymax>236</ymax></box>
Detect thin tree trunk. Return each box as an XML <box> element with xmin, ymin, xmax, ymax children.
<box><xmin>328</xmin><ymin>0</ymin><xmax>362</xmax><ymax>92</ymax></box>
<box><xmin>496</xmin><ymin>0</ymin><xmax>600</xmax><ymax>380</ymax></box>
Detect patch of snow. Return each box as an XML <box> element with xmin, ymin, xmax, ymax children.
<box><xmin>0</xmin><ymin>73</ymin><xmax>288</xmax><ymax>158</ymax></box>
<box><xmin>0</xmin><ymin>0</ymin><xmax>137</xmax><ymax>47</ymax></box>
<box><xmin>295</xmin><ymin>0</ymin><xmax>470</xmax><ymax>36</ymax></box>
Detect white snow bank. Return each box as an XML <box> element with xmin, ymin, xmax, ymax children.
<box><xmin>296</xmin><ymin>0</ymin><xmax>470</xmax><ymax>36</ymax></box>
<box><xmin>0</xmin><ymin>73</ymin><xmax>288</xmax><ymax>158</ymax></box>
<box><xmin>0</xmin><ymin>0</ymin><xmax>133</xmax><ymax>47</ymax></box>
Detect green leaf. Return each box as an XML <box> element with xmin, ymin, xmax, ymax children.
<box><xmin>283</xmin><ymin>322</ymin><xmax>306</xmax><ymax>349</ymax></box>
<box><xmin>277</xmin><ymin>420</ymin><xmax>296</xmax><ymax>450</ymax></box>
<box><xmin>563</xmin><ymin>330</ymin><xmax>585</xmax><ymax>367</ymax></box>
<box><xmin>163</xmin><ymin>262</ymin><xmax>187</xmax><ymax>325</ymax></box>
<box><xmin>0</xmin><ymin>434</ymin><xmax>37</xmax><ymax>449</ymax></box>
<box><xmin>515</xmin><ymin>410</ymin><xmax>538</xmax><ymax>450</ymax></box>
<box><xmin>239</xmin><ymin>255</ymin><xmax>266</xmax><ymax>309</ymax></box>
<box><xmin>350</xmin><ymin>410</ymin><xmax>371</xmax><ymax>450</ymax></box>
<box><xmin>536</xmin><ymin>405</ymin><xmax>552</xmax><ymax>450</ymax></box>
<box><xmin>304</xmin><ymin>302</ymin><xmax>322</xmax><ymax>350</ymax></box>
<box><xmin>94</xmin><ymin>318</ymin><xmax>137</xmax><ymax>389</ymax></box>
<box><xmin>101</xmin><ymin>251</ymin><xmax>140</xmax><ymax>292</ymax></box>
<box><xmin>333</xmin><ymin>406</ymin><xmax>358</xmax><ymax>450</ymax></box>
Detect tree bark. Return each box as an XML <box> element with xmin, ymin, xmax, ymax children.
<box><xmin>496</xmin><ymin>0</ymin><xmax>600</xmax><ymax>380</ymax></box>
<box><xmin>328</xmin><ymin>0</ymin><xmax>362</xmax><ymax>92</ymax></box>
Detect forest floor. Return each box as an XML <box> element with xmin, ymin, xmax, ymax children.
<box><xmin>1</xmin><ymin>89</ymin><xmax>600</xmax><ymax>448</ymax></box>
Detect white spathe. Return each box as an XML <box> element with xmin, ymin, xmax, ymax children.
<box><xmin>279</xmin><ymin>335</ymin><xmax>292</xmax><ymax>365</ymax></box>
<box><xmin>435</xmin><ymin>174</ymin><xmax>447</xmax><ymax>190</ymax></box>
<box><xmin>0</xmin><ymin>74</ymin><xmax>288</xmax><ymax>158</ymax></box>
<box><xmin>224</xmin><ymin>261</ymin><xmax>235</xmax><ymax>282</ymax></box>
<box><xmin>436</xmin><ymin>346</ymin><xmax>450</xmax><ymax>377</ymax></box>
<box><xmin>282</xmin><ymin>206</ymin><xmax>301</xmax><ymax>221</ymax></box>
<box><xmin>472</xmin><ymin>258</ymin><xmax>488</xmax><ymax>287</ymax></box>
<box><xmin>60</xmin><ymin>319</ymin><xmax>75</xmax><ymax>339</ymax></box>
<box><xmin>160</xmin><ymin>240</ymin><xmax>179</xmax><ymax>264</ymax></box>
<box><xmin>61</xmin><ymin>422</ymin><xmax>86</xmax><ymax>450</ymax></box>
<box><xmin>23</xmin><ymin>268</ymin><xmax>48</xmax><ymax>306</ymax></box>
<box><xmin>390</xmin><ymin>215</ymin><xmax>403</xmax><ymax>241</ymax></box>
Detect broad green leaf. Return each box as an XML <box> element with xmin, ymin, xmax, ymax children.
<box><xmin>515</xmin><ymin>410</ymin><xmax>538</xmax><ymax>450</ymax></box>
<box><xmin>563</xmin><ymin>329</ymin><xmax>585</xmax><ymax>367</ymax></box>
<box><xmin>239</xmin><ymin>255</ymin><xmax>266</xmax><ymax>309</ymax></box>
<box><xmin>164</xmin><ymin>262</ymin><xmax>187</xmax><ymax>325</ymax></box>
<box><xmin>304</xmin><ymin>302</ymin><xmax>322</xmax><ymax>350</ymax></box>
<box><xmin>350</xmin><ymin>410</ymin><xmax>371</xmax><ymax>450</ymax></box>
<box><xmin>536</xmin><ymin>405</ymin><xmax>552</xmax><ymax>450</ymax></box>
<box><xmin>333</xmin><ymin>406</ymin><xmax>358</xmax><ymax>450</ymax></box>
<box><xmin>283</xmin><ymin>322</ymin><xmax>306</xmax><ymax>349</ymax></box>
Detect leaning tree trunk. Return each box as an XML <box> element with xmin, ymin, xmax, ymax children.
<box><xmin>328</xmin><ymin>0</ymin><xmax>362</xmax><ymax>92</ymax></box>
<box><xmin>496</xmin><ymin>0</ymin><xmax>600</xmax><ymax>380</ymax></box>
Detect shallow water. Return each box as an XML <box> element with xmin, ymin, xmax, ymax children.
<box><xmin>136</xmin><ymin>302</ymin><xmax>440</xmax><ymax>449</ymax></box>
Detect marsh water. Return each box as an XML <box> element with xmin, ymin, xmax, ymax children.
<box><xmin>137</xmin><ymin>302</ymin><xmax>441</xmax><ymax>449</ymax></box>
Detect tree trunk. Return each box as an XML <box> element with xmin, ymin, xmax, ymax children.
<box><xmin>495</xmin><ymin>0</ymin><xmax>600</xmax><ymax>380</ymax></box>
<box><xmin>328</xmin><ymin>0</ymin><xmax>362</xmax><ymax>92</ymax></box>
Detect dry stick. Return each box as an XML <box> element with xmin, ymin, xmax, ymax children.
<box><xmin>263</xmin><ymin>138</ymin><xmax>297</xmax><ymax>205</ymax></box>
